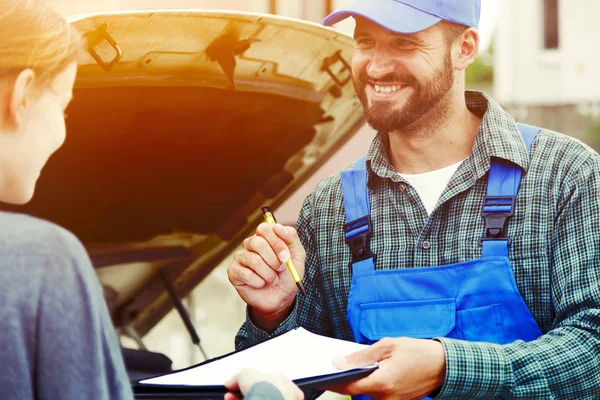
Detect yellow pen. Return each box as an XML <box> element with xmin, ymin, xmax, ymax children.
<box><xmin>261</xmin><ymin>206</ymin><xmax>307</xmax><ymax>296</ymax></box>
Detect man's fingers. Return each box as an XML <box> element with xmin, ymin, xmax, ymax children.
<box><xmin>272</xmin><ymin>223</ymin><xmax>298</xmax><ymax>245</ymax></box>
<box><xmin>246</xmin><ymin>235</ymin><xmax>281</xmax><ymax>270</ymax></box>
<box><xmin>273</xmin><ymin>224</ymin><xmax>304</xmax><ymax>261</ymax></box>
<box><xmin>326</xmin><ymin>382</ymin><xmax>363</xmax><ymax>397</ymax></box>
<box><xmin>256</xmin><ymin>223</ymin><xmax>299</xmax><ymax>265</ymax></box>
<box><xmin>333</xmin><ymin>340</ymin><xmax>393</xmax><ymax>370</ymax></box>
<box><xmin>330</xmin><ymin>379</ymin><xmax>377</xmax><ymax>397</ymax></box>
<box><xmin>229</xmin><ymin>256</ymin><xmax>271</xmax><ymax>288</ymax></box>
<box><xmin>325</xmin><ymin>370</ymin><xmax>384</xmax><ymax>397</ymax></box>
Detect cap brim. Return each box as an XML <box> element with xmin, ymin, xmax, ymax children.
<box><xmin>323</xmin><ymin>0</ymin><xmax>442</xmax><ymax>34</ymax></box>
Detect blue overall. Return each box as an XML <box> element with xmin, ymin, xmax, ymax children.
<box><xmin>341</xmin><ymin>124</ymin><xmax>543</xmax><ymax>400</ymax></box>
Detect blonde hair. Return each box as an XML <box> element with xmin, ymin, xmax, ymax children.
<box><xmin>0</xmin><ymin>0</ymin><xmax>84</xmax><ymax>85</ymax></box>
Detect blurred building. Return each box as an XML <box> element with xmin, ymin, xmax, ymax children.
<box><xmin>50</xmin><ymin>0</ymin><xmax>335</xmax><ymax>24</ymax></box>
<box><xmin>494</xmin><ymin>0</ymin><xmax>600</xmax><ymax>145</ymax></box>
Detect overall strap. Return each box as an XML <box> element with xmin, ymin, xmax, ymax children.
<box><xmin>516</xmin><ymin>123</ymin><xmax>539</xmax><ymax>149</ymax></box>
<box><xmin>481</xmin><ymin>123</ymin><xmax>541</xmax><ymax>257</ymax></box>
<box><xmin>341</xmin><ymin>156</ymin><xmax>375</xmax><ymax>273</ymax></box>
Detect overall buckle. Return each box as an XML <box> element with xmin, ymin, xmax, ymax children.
<box><xmin>479</xmin><ymin>196</ymin><xmax>515</xmax><ymax>246</ymax></box>
<box><xmin>343</xmin><ymin>215</ymin><xmax>374</xmax><ymax>262</ymax></box>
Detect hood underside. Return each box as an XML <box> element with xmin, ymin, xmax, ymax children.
<box><xmin>1</xmin><ymin>10</ymin><xmax>364</xmax><ymax>336</ymax></box>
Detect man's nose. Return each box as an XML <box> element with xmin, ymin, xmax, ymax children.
<box><xmin>366</xmin><ymin>48</ymin><xmax>395</xmax><ymax>80</ymax></box>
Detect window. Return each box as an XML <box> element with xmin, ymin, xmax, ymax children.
<box><xmin>543</xmin><ymin>0</ymin><xmax>559</xmax><ymax>49</ymax></box>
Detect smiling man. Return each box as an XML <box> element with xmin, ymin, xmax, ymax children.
<box><xmin>228</xmin><ymin>1</ymin><xmax>600</xmax><ymax>399</ymax></box>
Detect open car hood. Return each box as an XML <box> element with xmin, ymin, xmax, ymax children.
<box><xmin>2</xmin><ymin>10</ymin><xmax>363</xmax><ymax>336</ymax></box>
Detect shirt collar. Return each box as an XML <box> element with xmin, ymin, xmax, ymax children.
<box><xmin>366</xmin><ymin>91</ymin><xmax>530</xmax><ymax>183</ymax></box>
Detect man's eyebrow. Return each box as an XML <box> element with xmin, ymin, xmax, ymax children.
<box><xmin>353</xmin><ymin>30</ymin><xmax>425</xmax><ymax>44</ymax></box>
<box><xmin>392</xmin><ymin>33</ymin><xmax>425</xmax><ymax>44</ymax></box>
<box><xmin>353</xmin><ymin>30</ymin><xmax>369</xmax><ymax>39</ymax></box>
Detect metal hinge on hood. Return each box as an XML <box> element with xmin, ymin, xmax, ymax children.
<box><xmin>205</xmin><ymin>27</ymin><xmax>261</xmax><ymax>90</ymax></box>
<box><xmin>321</xmin><ymin>50</ymin><xmax>352</xmax><ymax>98</ymax></box>
<box><xmin>84</xmin><ymin>23</ymin><xmax>123</xmax><ymax>71</ymax></box>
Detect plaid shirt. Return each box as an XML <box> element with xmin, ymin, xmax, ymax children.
<box><xmin>236</xmin><ymin>91</ymin><xmax>600</xmax><ymax>399</ymax></box>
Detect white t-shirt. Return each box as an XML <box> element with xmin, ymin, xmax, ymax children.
<box><xmin>398</xmin><ymin>159</ymin><xmax>465</xmax><ymax>215</ymax></box>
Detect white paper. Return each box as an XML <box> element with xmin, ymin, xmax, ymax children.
<box><xmin>140</xmin><ymin>328</ymin><xmax>375</xmax><ymax>386</ymax></box>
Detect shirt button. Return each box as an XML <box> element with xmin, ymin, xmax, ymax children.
<box><xmin>422</xmin><ymin>240</ymin><xmax>431</xmax><ymax>250</ymax></box>
<box><xmin>399</xmin><ymin>185</ymin><xmax>407</xmax><ymax>192</ymax></box>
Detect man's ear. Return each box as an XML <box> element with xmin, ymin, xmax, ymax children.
<box><xmin>454</xmin><ymin>28</ymin><xmax>480</xmax><ymax>71</ymax></box>
<box><xmin>6</xmin><ymin>69</ymin><xmax>36</xmax><ymax>129</ymax></box>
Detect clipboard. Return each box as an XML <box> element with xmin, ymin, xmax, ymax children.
<box><xmin>132</xmin><ymin>368</ymin><xmax>375</xmax><ymax>399</ymax></box>
<box><xmin>132</xmin><ymin>328</ymin><xmax>378</xmax><ymax>399</ymax></box>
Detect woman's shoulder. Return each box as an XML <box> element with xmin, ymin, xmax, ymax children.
<box><xmin>0</xmin><ymin>212</ymin><xmax>96</xmax><ymax>313</ymax></box>
<box><xmin>0</xmin><ymin>211</ymin><xmax>87</xmax><ymax>265</ymax></box>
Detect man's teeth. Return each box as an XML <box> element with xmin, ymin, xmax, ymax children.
<box><xmin>374</xmin><ymin>84</ymin><xmax>402</xmax><ymax>93</ymax></box>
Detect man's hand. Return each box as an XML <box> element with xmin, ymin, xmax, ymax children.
<box><xmin>227</xmin><ymin>223</ymin><xmax>306</xmax><ymax>331</ymax></box>
<box><xmin>225</xmin><ymin>368</ymin><xmax>304</xmax><ymax>400</ymax></box>
<box><xmin>325</xmin><ymin>337</ymin><xmax>446</xmax><ymax>400</ymax></box>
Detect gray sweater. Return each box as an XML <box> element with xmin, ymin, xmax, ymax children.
<box><xmin>0</xmin><ymin>212</ymin><xmax>133</xmax><ymax>399</ymax></box>
<box><xmin>246</xmin><ymin>382</ymin><xmax>286</xmax><ymax>400</ymax></box>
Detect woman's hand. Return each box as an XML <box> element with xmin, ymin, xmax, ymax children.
<box><xmin>225</xmin><ymin>368</ymin><xmax>304</xmax><ymax>400</ymax></box>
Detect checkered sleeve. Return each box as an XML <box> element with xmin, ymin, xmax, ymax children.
<box><xmin>235</xmin><ymin>192</ymin><xmax>333</xmax><ymax>350</ymax></box>
<box><xmin>435</xmin><ymin>150</ymin><xmax>600</xmax><ymax>399</ymax></box>
<box><xmin>235</xmin><ymin>302</ymin><xmax>301</xmax><ymax>350</ymax></box>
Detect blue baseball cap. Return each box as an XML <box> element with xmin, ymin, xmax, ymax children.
<box><xmin>323</xmin><ymin>0</ymin><xmax>481</xmax><ymax>34</ymax></box>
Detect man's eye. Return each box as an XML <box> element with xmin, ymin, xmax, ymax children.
<box><xmin>394</xmin><ymin>39</ymin><xmax>414</xmax><ymax>47</ymax></box>
<box><xmin>355</xmin><ymin>38</ymin><xmax>374</xmax><ymax>46</ymax></box>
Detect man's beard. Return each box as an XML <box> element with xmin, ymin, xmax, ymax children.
<box><xmin>353</xmin><ymin>50</ymin><xmax>454</xmax><ymax>134</ymax></box>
